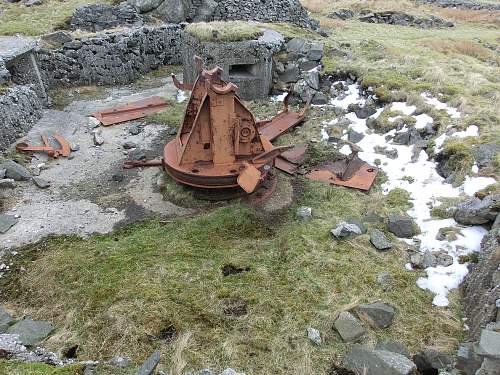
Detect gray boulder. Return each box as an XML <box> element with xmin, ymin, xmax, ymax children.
<box><xmin>375</xmin><ymin>341</ymin><xmax>410</xmax><ymax>358</ymax></box>
<box><xmin>312</xmin><ymin>92</ymin><xmax>328</xmax><ymax>105</ymax></box>
<box><xmin>0</xmin><ymin>334</ymin><xmax>26</xmax><ymax>356</ymax></box>
<box><xmin>456</xmin><ymin>342</ymin><xmax>483</xmax><ymax>375</ymax></box>
<box><xmin>370</xmin><ymin>229</ymin><xmax>392</xmax><ymax>251</ymax></box>
<box><xmin>387</xmin><ymin>213</ymin><xmax>417</xmax><ymax>238</ymax></box>
<box><xmin>32</xmin><ymin>177</ymin><xmax>50</xmax><ymax>189</ymax></box>
<box><xmin>376</xmin><ymin>271</ymin><xmax>393</xmax><ymax>291</ymax></box>
<box><xmin>334</xmin><ymin>311</ymin><xmax>367</xmax><ymax>342</ymax></box>
<box><xmin>0</xmin><ymin>57</ymin><xmax>10</xmax><ymax>85</ymax></box>
<box><xmin>307</xmin><ymin>327</ymin><xmax>322</xmax><ymax>345</ymax></box>
<box><xmin>151</xmin><ymin>0</ymin><xmax>192</xmax><ymax>23</ymax></box>
<box><xmin>307</xmin><ymin>42</ymin><xmax>324</xmax><ymax>61</ymax></box>
<box><xmin>192</xmin><ymin>0</ymin><xmax>217</xmax><ymax>21</ymax></box>
<box><xmin>472</xmin><ymin>143</ymin><xmax>500</xmax><ymax>168</ymax></box>
<box><xmin>455</xmin><ymin>195</ymin><xmax>499</xmax><ymax>225</ymax></box>
<box><xmin>349</xmin><ymin>100</ymin><xmax>377</xmax><ymax>119</ymax></box>
<box><xmin>296</xmin><ymin>206</ymin><xmax>312</xmax><ymax>219</ymax></box>
<box><xmin>0</xmin><ymin>307</ymin><xmax>14</xmax><ymax>333</ymax></box>
<box><xmin>348</xmin><ymin>130</ymin><xmax>365</xmax><ymax>143</ymax></box>
<box><xmin>40</xmin><ymin>31</ymin><xmax>72</xmax><ymax>48</ymax></box>
<box><xmin>476</xmin><ymin>329</ymin><xmax>500</xmax><ymax>359</ymax></box>
<box><xmin>356</xmin><ymin>302</ymin><xmax>395</xmax><ymax>329</ymax></box>
<box><xmin>286</xmin><ymin>38</ymin><xmax>307</xmax><ymax>53</ymax></box>
<box><xmin>278</xmin><ymin>63</ymin><xmax>300</xmax><ymax>83</ymax></box>
<box><xmin>7</xmin><ymin>317</ymin><xmax>53</xmax><ymax>346</ymax></box>
<box><xmin>306</xmin><ymin>70</ymin><xmax>320</xmax><ymax>91</ymax></box>
<box><xmin>136</xmin><ymin>350</ymin><xmax>160</xmax><ymax>375</ymax></box>
<box><xmin>0</xmin><ymin>160</ymin><xmax>31</xmax><ymax>181</ymax></box>
<box><xmin>0</xmin><ymin>214</ymin><xmax>18</xmax><ymax>234</ymax></box>
<box><xmin>344</xmin><ymin>345</ymin><xmax>417</xmax><ymax>375</ymax></box>
<box><xmin>127</xmin><ymin>0</ymin><xmax>163</xmax><ymax>12</ymax></box>
<box><xmin>413</xmin><ymin>349</ymin><xmax>453</xmax><ymax>374</ymax></box>
<box><xmin>331</xmin><ymin>221</ymin><xmax>363</xmax><ymax>239</ymax></box>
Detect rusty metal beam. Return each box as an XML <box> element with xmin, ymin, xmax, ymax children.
<box><xmin>92</xmin><ymin>96</ymin><xmax>168</xmax><ymax>126</ymax></box>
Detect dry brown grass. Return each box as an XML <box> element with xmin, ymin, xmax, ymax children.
<box><xmin>300</xmin><ymin>0</ymin><xmax>415</xmax><ymax>14</ymax></box>
<box><xmin>433</xmin><ymin>7</ymin><xmax>500</xmax><ymax>25</ymax></box>
<box><xmin>318</xmin><ymin>16</ymin><xmax>347</xmax><ymax>29</ymax></box>
<box><xmin>423</xmin><ymin>40</ymin><xmax>494</xmax><ymax>61</ymax></box>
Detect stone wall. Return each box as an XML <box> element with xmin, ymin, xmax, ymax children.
<box><xmin>70</xmin><ymin>3</ymin><xmax>144</xmax><ymax>32</ymax></box>
<box><xmin>416</xmin><ymin>0</ymin><xmax>500</xmax><ymax>11</ymax></box>
<box><xmin>0</xmin><ymin>85</ymin><xmax>43</xmax><ymax>152</ymax></box>
<box><xmin>37</xmin><ymin>25</ymin><xmax>184</xmax><ymax>88</ymax></box>
<box><xmin>462</xmin><ymin>224</ymin><xmax>500</xmax><ymax>339</ymax></box>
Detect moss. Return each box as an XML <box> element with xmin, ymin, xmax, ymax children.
<box><xmin>441</xmin><ymin>138</ymin><xmax>476</xmax><ymax>185</ymax></box>
<box><xmin>0</xmin><ymin>361</ymin><xmax>85</xmax><ymax>375</ymax></box>
<box><xmin>185</xmin><ymin>21</ymin><xmax>263</xmax><ymax>42</ymax></box>
<box><xmin>147</xmin><ymin>101</ymin><xmax>187</xmax><ymax>129</ymax></box>
<box><xmin>385</xmin><ymin>188</ymin><xmax>413</xmax><ymax>212</ymax></box>
<box><xmin>430</xmin><ymin>197</ymin><xmax>463</xmax><ymax>219</ymax></box>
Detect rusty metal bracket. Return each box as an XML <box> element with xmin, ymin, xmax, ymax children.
<box><xmin>172</xmin><ymin>74</ymin><xmax>193</xmax><ymax>91</ymax></box>
<box><xmin>16</xmin><ymin>134</ymin><xmax>71</xmax><ymax>159</ymax></box>
<box><xmin>123</xmin><ymin>159</ymin><xmax>163</xmax><ymax>169</ymax></box>
<box><xmin>92</xmin><ymin>96</ymin><xmax>168</xmax><ymax>126</ymax></box>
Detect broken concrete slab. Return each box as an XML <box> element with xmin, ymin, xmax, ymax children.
<box><xmin>356</xmin><ymin>301</ymin><xmax>395</xmax><ymax>329</ymax></box>
<box><xmin>344</xmin><ymin>345</ymin><xmax>417</xmax><ymax>375</ymax></box>
<box><xmin>334</xmin><ymin>311</ymin><xmax>367</xmax><ymax>342</ymax></box>
<box><xmin>6</xmin><ymin>317</ymin><xmax>54</xmax><ymax>346</ymax></box>
<box><xmin>0</xmin><ymin>215</ymin><xmax>19</xmax><ymax>234</ymax></box>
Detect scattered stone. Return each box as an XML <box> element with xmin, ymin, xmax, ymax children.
<box><xmin>312</xmin><ymin>91</ymin><xmax>328</xmax><ymax>105</ymax></box>
<box><xmin>88</xmin><ymin>116</ymin><xmax>101</xmax><ymax>128</ymax></box>
<box><xmin>186</xmin><ymin>370</ymin><xmax>215</xmax><ymax>375</ymax></box>
<box><xmin>370</xmin><ymin>229</ymin><xmax>392</xmax><ymax>251</ymax></box>
<box><xmin>135</xmin><ymin>350</ymin><xmax>160</xmax><ymax>375</ymax></box>
<box><xmin>334</xmin><ymin>311</ymin><xmax>367</xmax><ymax>342</ymax></box>
<box><xmin>436</xmin><ymin>251</ymin><xmax>453</xmax><ymax>267</ymax></box>
<box><xmin>70</xmin><ymin>143</ymin><xmax>80</xmax><ymax>152</ymax></box>
<box><xmin>374</xmin><ymin>145</ymin><xmax>398</xmax><ymax>159</ymax></box>
<box><xmin>330</xmin><ymin>221</ymin><xmax>363</xmax><ymax>239</ymax></box>
<box><xmin>413</xmin><ymin>349</ymin><xmax>453</xmax><ymax>374</ymax></box>
<box><xmin>112</xmin><ymin>173</ymin><xmax>124</xmax><ymax>182</ymax></box>
<box><xmin>24</xmin><ymin>0</ymin><xmax>43</xmax><ymax>7</ymax></box>
<box><xmin>40</xmin><ymin>31</ymin><xmax>72</xmax><ymax>48</ymax></box>
<box><xmin>0</xmin><ymin>334</ymin><xmax>26</xmax><ymax>357</ymax></box>
<box><xmin>0</xmin><ymin>307</ymin><xmax>14</xmax><ymax>333</ymax></box>
<box><xmin>455</xmin><ymin>195</ymin><xmax>499</xmax><ymax>225</ymax></box>
<box><xmin>344</xmin><ymin>345</ymin><xmax>417</xmax><ymax>375</ymax></box>
<box><xmin>129</xmin><ymin>124</ymin><xmax>141</xmax><ymax>135</ymax></box>
<box><xmin>387</xmin><ymin>213</ymin><xmax>417</xmax><ymax>238</ymax></box>
<box><xmin>278</xmin><ymin>63</ymin><xmax>300</xmax><ymax>83</ymax></box>
<box><xmin>476</xmin><ymin>329</ymin><xmax>500</xmax><ymax>359</ymax></box>
<box><xmin>219</xmin><ymin>369</ymin><xmax>245</xmax><ymax>375</ymax></box>
<box><xmin>348</xmin><ymin>130</ymin><xmax>364</xmax><ymax>143</ymax></box>
<box><xmin>307</xmin><ymin>42</ymin><xmax>324</xmax><ymax>61</ymax></box>
<box><xmin>375</xmin><ymin>341</ymin><xmax>411</xmax><ymax>358</ymax></box>
<box><xmin>456</xmin><ymin>342</ymin><xmax>483</xmax><ymax>375</ymax></box>
<box><xmin>377</xmin><ymin>271</ymin><xmax>393</xmax><ymax>291</ymax></box>
<box><xmin>0</xmin><ymin>214</ymin><xmax>18</xmax><ymax>234</ymax></box>
<box><xmin>32</xmin><ymin>177</ymin><xmax>50</xmax><ymax>189</ymax></box>
<box><xmin>6</xmin><ymin>317</ymin><xmax>54</xmax><ymax>346</ymax></box>
<box><xmin>471</xmin><ymin>143</ymin><xmax>500</xmax><ymax>168</ymax></box>
<box><xmin>307</xmin><ymin>327</ymin><xmax>322</xmax><ymax>345</ymax></box>
<box><xmin>296</xmin><ymin>206</ymin><xmax>312</xmax><ymax>219</ymax></box>
<box><xmin>356</xmin><ymin>301</ymin><xmax>395</xmax><ymax>329</ymax></box>
<box><xmin>409</xmin><ymin>250</ymin><xmax>453</xmax><ymax>268</ymax></box>
<box><xmin>168</xmin><ymin>127</ymin><xmax>177</xmax><ymax>136</ymax></box>
<box><xmin>129</xmin><ymin>149</ymin><xmax>147</xmax><ymax>161</ymax></box>
<box><xmin>328</xmin><ymin>9</ymin><xmax>355</xmax><ymax>20</ymax></box>
<box><xmin>0</xmin><ymin>179</ymin><xmax>16</xmax><ymax>189</ymax></box>
<box><xmin>348</xmin><ymin>101</ymin><xmax>377</xmax><ymax>119</ymax></box>
<box><xmin>93</xmin><ymin>129</ymin><xmax>104</xmax><ymax>146</ymax></box>
<box><xmin>359</xmin><ymin>10</ymin><xmax>453</xmax><ymax>28</ymax></box>
<box><xmin>436</xmin><ymin>227</ymin><xmax>459</xmax><ymax>241</ymax></box>
<box><xmin>306</xmin><ymin>69</ymin><xmax>320</xmax><ymax>90</ymax></box>
<box><xmin>0</xmin><ymin>169</ymin><xmax>5</xmax><ymax>179</ymax></box>
<box><xmin>110</xmin><ymin>356</ymin><xmax>131</xmax><ymax>368</ymax></box>
<box><xmin>0</xmin><ymin>160</ymin><xmax>31</xmax><ymax>181</ymax></box>
<box><xmin>123</xmin><ymin>141</ymin><xmax>138</xmax><ymax>149</ymax></box>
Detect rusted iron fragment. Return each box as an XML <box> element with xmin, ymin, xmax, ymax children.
<box><xmin>16</xmin><ymin>134</ymin><xmax>71</xmax><ymax>159</ymax></box>
<box><xmin>92</xmin><ymin>96</ymin><xmax>168</xmax><ymax>126</ymax></box>
<box><xmin>257</xmin><ymin>111</ymin><xmax>306</xmax><ymax>142</ymax></box>
<box><xmin>275</xmin><ymin>144</ymin><xmax>308</xmax><ymax>175</ymax></box>
<box><xmin>306</xmin><ymin>156</ymin><xmax>378</xmax><ymax>191</ymax></box>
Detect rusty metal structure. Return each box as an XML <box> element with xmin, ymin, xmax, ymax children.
<box><xmin>16</xmin><ymin>134</ymin><xmax>71</xmax><ymax>159</ymax></box>
<box><xmin>92</xmin><ymin>96</ymin><xmax>168</xmax><ymax>126</ymax></box>
<box><xmin>164</xmin><ymin>57</ymin><xmax>300</xmax><ymax>196</ymax></box>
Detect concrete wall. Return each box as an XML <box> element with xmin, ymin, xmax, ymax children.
<box><xmin>0</xmin><ymin>85</ymin><xmax>43</xmax><ymax>152</ymax></box>
<box><xmin>183</xmin><ymin>30</ymin><xmax>284</xmax><ymax>100</ymax></box>
<box><xmin>37</xmin><ymin>24</ymin><xmax>185</xmax><ymax>88</ymax></box>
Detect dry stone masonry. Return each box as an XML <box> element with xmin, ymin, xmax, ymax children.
<box><xmin>70</xmin><ymin>3</ymin><xmax>145</xmax><ymax>32</ymax></box>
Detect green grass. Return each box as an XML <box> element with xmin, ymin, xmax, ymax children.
<box><xmin>0</xmin><ymin>0</ymin><xmax>109</xmax><ymax>36</ymax></box>
<box><xmin>0</xmin><ymin>361</ymin><xmax>84</xmax><ymax>375</ymax></box>
<box><xmin>1</xmin><ymin>180</ymin><xmax>465</xmax><ymax>374</ymax></box>
<box><xmin>147</xmin><ymin>100</ymin><xmax>188</xmax><ymax>129</ymax></box>
<box><xmin>185</xmin><ymin>21</ymin><xmax>264</xmax><ymax>42</ymax></box>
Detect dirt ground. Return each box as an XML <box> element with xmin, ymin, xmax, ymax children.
<box><xmin>0</xmin><ymin>79</ymin><xmax>195</xmax><ymax>255</ymax></box>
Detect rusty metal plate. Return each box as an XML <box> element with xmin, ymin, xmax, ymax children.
<box><xmin>237</xmin><ymin>163</ymin><xmax>261</xmax><ymax>193</ymax></box>
<box><xmin>92</xmin><ymin>96</ymin><xmax>168</xmax><ymax>126</ymax></box>
<box><xmin>258</xmin><ymin>111</ymin><xmax>305</xmax><ymax>141</ymax></box>
<box><xmin>306</xmin><ymin>161</ymin><xmax>378</xmax><ymax>191</ymax></box>
<box><xmin>280</xmin><ymin>144</ymin><xmax>308</xmax><ymax>164</ymax></box>
<box><xmin>275</xmin><ymin>157</ymin><xmax>298</xmax><ymax>174</ymax></box>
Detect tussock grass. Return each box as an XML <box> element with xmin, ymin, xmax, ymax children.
<box><xmin>0</xmin><ymin>361</ymin><xmax>84</xmax><ymax>375</ymax></box>
<box><xmin>0</xmin><ymin>0</ymin><xmax>108</xmax><ymax>36</ymax></box>
<box><xmin>433</xmin><ymin>8</ymin><xmax>500</xmax><ymax>25</ymax></box>
<box><xmin>185</xmin><ymin>21</ymin><xmax>263</xmax><ymax>42</ymax></box>
<box><xmin>423</xmin><ymin>40</ymin><xmax>495</xmax><ymax>61</ymax></box>
<box><xmin>1</xmin><ymin>183</ymin><xmax>465</xmax><ymax>373</ymax></box>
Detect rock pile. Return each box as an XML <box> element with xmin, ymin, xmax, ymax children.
<box><xmin>70</xmin><ymin>3</ymin><xmax>144</xmax><ymax>32</ymax></box>
<box><xmin>273</xmin><ymin>37</ymin><xmax>326</xmax><ymax>104</ymax></box>
<box><xmin>416</xmin><ymin>0</ymin><xmax>500</xmax><ymax>11</ymax></box>
<box><xmin>359</xmin><ymin>10</ymin><xmax>454</xmax><ymax>28</ymax></box>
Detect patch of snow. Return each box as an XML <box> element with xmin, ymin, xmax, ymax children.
<box><xmin>462</xmin><ymin>176</ymin><xmax>496</xmax><ymax>196</ymax></box>
<box><xmin>421</xmin><ymin>93</ymin><xmax>461</xmax><ymax>119</ymax></box>
<box><xmin>388</xmin><ymin>116</ymin><xmax>401</xmax><ymax>123</ymax></box>
<box><xmin>391</xmin><ymin>102</ymin><xmax>416</xmax><ymax>115</ymax></box>
<box><xmin>176</xmin><ymin>90</ymin><xmax>187</xmax><ymax>103</ymax></box>
<box><xmin>414</xmin><ymin>114</ymin><xmax>433</xmax><ymax>129</ymax></box>
<box><xmin>471</xmin><ymin>164</ymin><xmax>479</xmax><ymax>174</ymax></box>
<box><xmin>330</xmin><ymin>83</ymin><xmax>363</xmax><ymax>109</ymax></box>
<box><xmin>320</xmin><ymin>119</ymin><xmax>337</xmax><ymax>141</ymax></box>
<box><xmin>339</xmin><ymin>145</ymin><xmax>352</xmax><ymax>155</ymax></box>
<box><xmin>271</xmin><ymin>92</ymin><xmax>288</xmax><ymax>102</ymax></box>
<box><xmin>324</xmin><ymin>82</ymin><xmax>491</xmax><ymax>307</ymax></box>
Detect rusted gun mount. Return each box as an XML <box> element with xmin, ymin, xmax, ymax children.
<box><xmin>16</xmin><ymin>134</ymin><xmax>71</xmax><ymax>159</ymax></box>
